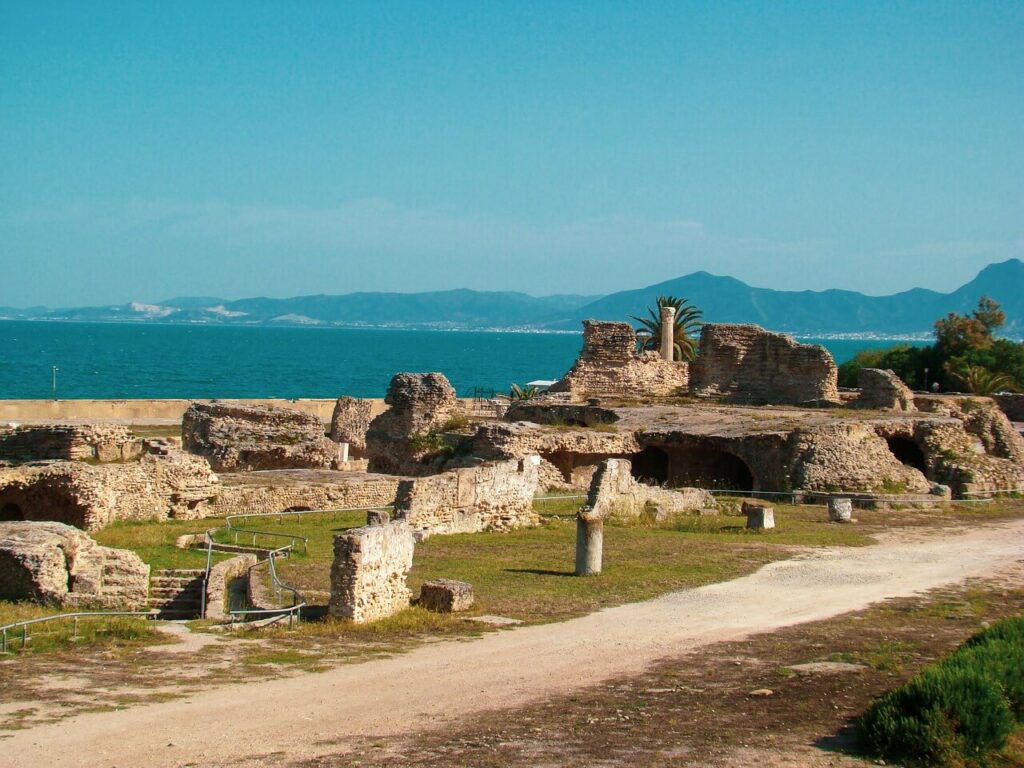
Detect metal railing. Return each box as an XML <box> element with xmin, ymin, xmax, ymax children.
<box><xmin>0</xmin><ymin>610</ymin><xmax>158</xmax><ymax>654</ymax></box>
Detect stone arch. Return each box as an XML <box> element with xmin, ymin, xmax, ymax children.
<box><xmin>0</xmin><ymin>502</ymin><xmax>24</xmax><ymax>521</ymax></box>
<box><xmin>0</xmin><ymin>484</ymin><xmax>91</xmax><ymax>529</ymax></box>
<box><xmin>631</xmin><ymin>447</ymin><xmax>669</xmax><ymax>485</ymax></box>
<box><xmin>666</xmin><ymin>446</ymin><xmax>755</xmax><ymax>492</ymax></box>
<box><xmin>885</xmin><ymin>436</ymin><xmax>927</xmax><ymax>473</ymax></box>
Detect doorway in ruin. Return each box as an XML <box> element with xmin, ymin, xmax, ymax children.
<box><xmin>0</xmin><ymin>502</ymin><xmax>24</xmax><ymax>521</ymax></box>
<box><xmin>631</xmin><ymin>447</ymin><xmax>669</xmax><ymax>485</ymax></box>
<box><xmin>667</xmin><ymin>447</ymin><xmax>755</xmax><ymax>492</ymax></box>
<box><xmin>886</xmin><ymin>436</ymin><xmax>927</xmax><ymax>473</ymax></box>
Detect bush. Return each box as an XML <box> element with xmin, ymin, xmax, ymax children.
<box><xmin>859</xmin><ymin>667</ymin><xmax>1013</xmax><ymax>766</ymax></box>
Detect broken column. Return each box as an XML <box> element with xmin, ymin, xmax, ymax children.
<box><xmin>828</xmin><ymin>497</ymin><xmax>853</xmax><ymax>523</ymax></box>
<box><xmin>575</xmin><ymin>509</ymin><xmax>604</xmax><ymax>576</ymax></box>
<box><xmin>742</xmin><ymin>500</ymin><xmax>775</xmax><ymax>530</ymax></box>
<box><xmin>328</xmin><ymin>520</ymin><xmax>415</xmax><ymax>623</ymax></box>
<box><xmin>660</xmin><ymin>305</ymin><xmax>676</xmax><ymax>362</ymax></box>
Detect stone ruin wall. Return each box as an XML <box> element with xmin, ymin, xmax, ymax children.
<box><xmin>330</xmin><ymin>396</ymin><xmax>374</xmax><ymax>457</ymax></box>
<box><xmin>0</xmin><ymin>424</ymin><xmax>143</xmax><ymax>464</ymax></box>
<box><xmin>393</xmin><ymin>456</ymin><xmax>541</xmax><ymax>538</ymax></box>
<box><xmin>689</xmin><ymin>324</ymin><xmax>839</xmax><ymax>405</ymax></box>
<box><xmin>209</xmin><ymin>475</ymin><xmax>402</xmax><ymax>518</ymax></box>
<box><xmin>0</xmin><ymin>444</ymin><xmax>220</xmax><ymax>531</ymax></box>
<box><xmin>365</xmin><ymin>373</ymin><xmax>462</xmax><ymax>476</ymax></box>
<box><xmin>548</xmin><ymin>321</ymin><xmax>689</xmax><ymax>399</ymax></box>
<box><xmin>584</xmin><ymin>458</ymin><xmax>714</xmax><ymax>521</ymax></box>
<box><xmin>854</xmin><ymin>368</ymin><xmax>916</xmax><ymax>412</ymax></box>
<box><xmin>182</xmin><ymin>401</ymin><xmax>338</xmax><ymax>472</ymax></box>
<box><xmin>329</xmin><ymin>519</ymin><xmax>415</xmax><ymax>623</ymax></box>
<box><xmin>0</xmin><ymin>521</ymin><xmax>150</xmax><ymax>609</ymax></box>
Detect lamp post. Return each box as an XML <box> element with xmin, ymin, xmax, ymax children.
<box><xmin>924</xmin><ymin>367</ymin><xmax>929</xmax><ymax>392</ymax></box>
<box><xmin>52</xmin><ymin>366</ymin><xmax>58</xmax><ymax>400</ymax></box>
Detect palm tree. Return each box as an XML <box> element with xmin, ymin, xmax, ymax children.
<box><xmin>949</xmin><ymin>365</ymin><xmax>1018</xmax><ymax>395</ymax></box>
<box><xmin>631</xmin><ymin>296</ymin><xmax>703</xmax><ymax>361</ymax></box>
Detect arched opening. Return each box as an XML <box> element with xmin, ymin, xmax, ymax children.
<box><xmin>631</xmin><ymin>447</ymin><xmax>669</xmax><ymax>485</ymax></box>
<box><xmin>886</xmin><ymin>437</ymin><xmax>926</xmax><ymax>473</ymax></box>
<box><xmin>0</xmin><ymin>502</ymin><xmax>24</xmax><ymax>521</ymax></box>
<box><xmin>666</xmin><ymin>447</ymin><xmax>754</xmax><ymax>492</ymax></box>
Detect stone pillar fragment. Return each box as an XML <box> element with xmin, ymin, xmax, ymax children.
<box><xmin>660</xmin><ymin>305</ymin><xmax>676</xmax><ymax>362</ymax></box>
<box><xmin>329</xmin><ymin>520</ymin><xmax>415</xmax><ymax>623</ymax></box>
<box><xmin>828</xmin><ymin>497</ymin><xmax>853</xmax><ymax>523</ymax></box>
<box><xmin>575</xmin><ymin>515</ymin><xmax>604</xmax><ymax>576</ymax></box>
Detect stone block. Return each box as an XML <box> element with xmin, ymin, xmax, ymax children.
<box><xmin>742</xmin><ymin>501</ymin><xmax>775</xmax><ymax>530</ymax></box>
<box><xmin>419</xmin><ymin>579</ymin><xmax>474</xmax><ymax>613</ymax></box>
<box><xmin>366</xmin><ymin>508</ymin><xmax>391</xmax><ymax>526</ymax></box>
<box><xmin>828</xmin><ymin>497</ymin><xmax>853</xmax><ymax>523</ymax></box>
<box><xmin>329</xmin><ymin>520</ymin><xmax>415</xmax><ymax>624</ymax></box>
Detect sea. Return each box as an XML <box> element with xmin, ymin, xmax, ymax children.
<box><xmin>0</xmin><ymin>320</ymin><xmax>929</xmax><ymax>401</ymax></box>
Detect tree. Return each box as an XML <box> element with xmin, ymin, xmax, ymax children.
<box><xmin>934</xmin><ymin>296</ymin><xmax>1005</xmax><ymax>357</ymax></box>
<box><xmin>949</xmin><ymin>365</ymin><xmax>1018</xmax><ymax>395</ymax></box>
<box><xmin>631</xmin><ymin>296</ymin><xmax>703</xmax><ymax>361</ymax></box>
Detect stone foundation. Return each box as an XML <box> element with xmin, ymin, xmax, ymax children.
<box><xmin>328</xmin><ymin>520</ymin><xmax>415</xmax><ymax>623</ymax></box>
<box><xmin>209</xmin><ymin>471</ymin><xmax>402</xmax><ymax>518</ymax></box>
<box><xmin>583</xmin><ymin>458</ymin><xmax>715</xmax><ymax>521</ymax></box>
<box><xmin>0</xmin><ymin>521</ymin><xmax>149</xmax><ymax>608</ymax></box>
<box><xmin>0</xmin><ymin>423</ymin><xmax>142</xmax><ymax>464</ymax></box>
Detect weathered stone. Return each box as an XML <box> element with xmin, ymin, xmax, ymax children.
<box><xmin>582</xmin><ymin>458</ymin><xmax>714</xmax><ymax>522</ymax></box>
<box><xmin>366</xmin><ymin>508</ymin><xmax>391</xmax><ymax>526</ymax></box>
<box><xmin>0</xmin><ymin>423</ymin><xmax>141</xmax><ymax>464</ymax></box>
<box><xmin>419</xmin><ymin>579</ymin><xmax>474</xmax><ymax>613</ymax></box>
<box><xmin>209</xmin><ymin>470</ymin><xmax>401</xmax><ymax>519</ymax></box>
<box><xmin>0</xmin><ymin>445</ymin><xmax>219</xmax><ymax>531</ymax></box>
<box><xmin>0</xmin><ymin>521</ymin><xmax>149</xmax><ymax>608</ymax></box>
<box><xmin>855</xmin><ymin>369</ymin><xmax>916</xmax><ymax>411</ymax></box>
<box><xmin>203</xmin><ymin>554</ymin><xmax>257</xmax><ymax>621</ymax></box>
<box><xmin>393</xmin><ymin>457</ymin><xmax>541</xmax><ymax>538</ymax></box>
<box><xmin>330</xmin><ymin>397</ymin><xmax>374</xmax><ymax>456</ymax></box>
<box><xmin>828</xmin><ymin>497</ymin><xmax>853</xmax><ymax>523</ymax></box>
<box><xmin>689</xmin><ymin>324</ymin><xmax>839</xmax><ymax>405</ymax></box>
<box><xmin>548</xmin><ymin>321</ymin><xmax>689</xmax><ymax>399</ymax></box>
<box><xmin>182</xmin><ymin>401</ymin><xmax>336</xmax><ymax>472</ymax></box>
<box><xmin>329</xmin><ymin>520</ymin><xmax>415</xmax><ymax>624</ymax></box>
<box><xmin>366</xmin><ymin>373</ymin><xmax>461</xmax><ymax>475</ymax></box>
<box><xmin>742</xmin><ymin>501</ymin><xmax>775</xmax><ymax>530</ymax></box>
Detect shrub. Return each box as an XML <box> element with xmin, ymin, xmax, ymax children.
<box><xmin>859</xmin><ymin>667</ymin><xmax>1013</xmax><ymax>766</ymax></box>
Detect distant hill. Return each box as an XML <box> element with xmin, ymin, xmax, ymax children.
<box><xmin>2</xmin><ymin>259</ymin><xmax>1022</xmax><ymax>337</ymax></box>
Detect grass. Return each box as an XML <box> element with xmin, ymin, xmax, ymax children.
<box><xmin>0</xmin><ymin>603</ymin><xmax>162</xmax><ymax>655</ymax></box>
<box><xmin>93</xmin><ymin>516</ymin><xmax>232</xmax><ymax>570</ymax></box>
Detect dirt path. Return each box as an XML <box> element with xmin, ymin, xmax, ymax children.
<box><xmin>8</xmin><ymin>519</ymin><xmax>1024</xmax><ymax>768</ymax></box>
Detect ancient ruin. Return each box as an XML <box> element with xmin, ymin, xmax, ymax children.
<box><xmin>853</xmin><ymin>368</ymin><xmax>916</xmax><ymax>412</ymax></box>
<box><xmin>0</xmin><ymin>521</ymin><xmax>149</xmax><ymax>608</ymax></box>
<box><xmin>329</xmin><ymin>396</ymin><xmax>374</xmax><ymax>458</ymax></box>
<box><xmin>0</xmin><ymin>423</ymin><xmax>142</xmax><ymax>464</ymax></box>
<box><xmin>419</xmin><ymin>579</ymin><xmax>474</xmax><ymax>613</ymax></box>
<box><xmin>328</xmin><ymin>519</ymin><xmax>415</xmax><ymax>623</ymax></box>
<box><xmin>182</xmin><ymin>401</ymin><xmax>338</xmax><ymax>472</ymax></box>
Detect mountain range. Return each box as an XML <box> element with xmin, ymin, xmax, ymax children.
<box><xmin>3</xmin><ymin>259</ymin><xmax>1023</xmax><ymax>338</ymax></box>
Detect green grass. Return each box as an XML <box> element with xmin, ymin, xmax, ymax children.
<box><xmin>0</xmin><ymin>604</ymin><xmax>162</xmax><ymax>655</ymax></box>
<box><xmin>93</xmin><ymin>517</ymin><xmax>232</xmax><ymax>570</ymax></box>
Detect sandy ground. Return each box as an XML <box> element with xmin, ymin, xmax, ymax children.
<box><xmin>7</xmin><ymin>518</ymin><xmax>1024</xmax><ymax>768</ymax></box>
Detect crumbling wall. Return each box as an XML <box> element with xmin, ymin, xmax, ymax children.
<box><xmin>328</xmin><ymin>520</ymin><xmax>414</xmax><ymax>623</ymax></box>
<box><xmin>548</xmin><ymin>321</ymin><xmax>689</xmax><ymax>399</ymax></box>
<box><xmin>0</xmin><ymin>444</ymin><xmax>220</xmax><ymax>531</ymax></box>
<box><xmin>854</xmin><ymin>368</ymin><xmax>916</xmax><ymax>412</ymax></box>
<box><xmin>0</xmin><ymin>424</ymin><xmax>142</xmax><ymax>464</ymax></box>
<box><xmin>365</xmin><ymin>373</ymin><xmax>461</xmax><ymax>475</ymax></box>
<box><xmin>393</xmin><ymin>457</ymin><xmax>541</xmax><ymax>538</ymax></box>
<box><xmin>182</xmin><ymin>401</ymin><xmax>337</xmax><ymax>472</ymax></box>
<box><xmin>209</xmin><ymin>473</ymin><xmax>401</xmax><ymax>517</ymax></box>
<box><xmin>0</xmin><ymin>521</ymin><xmax>149</xmax><ymax>608</ymax></box>
<box><xmin>689</xmin><ymin>324</ymin><xmax>839</xmax><ymax>405</ymax></box>
<box><xmin>915</xmin><ymin>395</ymin><xmax>1024</xmax><ymax>465</ymax></box>
<box><xmin>585</xmin><ymin>458</ymin><xmax>714</xmax><ymax>520</ymax></box>
<box><xmin>330</xmin><ymin>397</ymin><xmax>374</xmax><ymax>458</ymax></box>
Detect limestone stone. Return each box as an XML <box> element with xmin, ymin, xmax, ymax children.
<box><xmin>330</xmin><ymin>397</ymin><xmax>374</xmax><ymax>456</ymax></box>
<box><xmin>828</xmin><ymin>497</ymin><xmax>853</xmax><ymax>523</ymax></box>
<box><xmin>0</xmin><ymin>521</ymin><xmax>149</xmax><ymax>608</ymax></box>
<box><xmin>209</xmin><ymin>470</ymin><xmax>401</xmax><ymax>519</ymax></box>
<box><xmin>855</xmin><ymin>369</ymin><xmax>916</xmax><ymax>412</ymax></box>
<box><xmin>182</xmin><ymin>401</ymin><xmax>336</xmax><ymax>472</ymax></box>
<box><xmin>689</xmin><ymin>324</ymin><xmax>839</xmax><ymax>405</ymax></box>
<box><xmin>742</xmin><ymin>502</ymin><xmax>775</xmax><ymax>530</ymax></box>
<box><xmin>547</xmin><ymin>321</ymin><xmax>689</xmax><ymax>399</ymax></box>
<box><xmin>366</xmin><ymin>373</ymin><xmax>461</xmax><ymax>475</ymax></box>
<box><xmin>0</xmin><ymin>423</ymin><xmax>141</xmax><ymax>464</ymax></box>
<box><xmin>581</xmin><ymin>458</ymin><xmax>714</xmax><ymax>522</ymax></box>
<box><xmin>329</xmin><ymin>520</ymin><xmax>415</xmax><ymax>623</ymax></box>
<box><xmin>366</xmin><ymin>508</ymin><xmax>391</xmax><ymax>525</ymax></box>
<box><xmin>419</xmin><ymin>579</ymin><xmax>474</xmax><ymax>613</ymax></box>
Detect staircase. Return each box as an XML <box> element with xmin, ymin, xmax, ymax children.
<box><xmin>149</xmin><ymin>569</ymin><xmax>205</xmax><ymax>620</ymax></box>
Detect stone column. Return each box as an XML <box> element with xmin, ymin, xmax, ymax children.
<box><xmin>575</xmin><ymin>514</ymin><xmax>604</xmax><ymax>576</ymax></box>
<box><xmin>659</xmin><ymin>305</ymin><xmax>676</xmax><ymax>362</ymax></box>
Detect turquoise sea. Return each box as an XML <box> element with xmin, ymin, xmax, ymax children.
<box><xmin>0</xmin><ymin>321</ymin><xmax>927</xmax><ymax>400</ymax></box>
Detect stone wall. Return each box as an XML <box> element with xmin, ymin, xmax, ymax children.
<box><xmin>583</xmin><ymin>458</ymin><xmax>714</xmax><ymax>521</ymax></box>
<box><xmin>548</xmin><ymin>321</ymin><xmax>690</xmax><ymax>399</ymax></box>
<box><xmin>0</xmin><ymin>521</ymin><xmax>149</xmax><ymax>608</ymax></box>
<box><xmin>209</xmin><ymin>472</ymin><xmax>401</xmax><ymax>518</ymax></box>
<box><xmin>685</xmin><ymin>324</ymin><xmax>838</xmax><ymax>404</ymax></box>
<box><xmin>204</xmin><ymin>554</ymin><xmax>257</xmax><ymax>621</ymax></box>
<box><xmin>330</xmin><ymin>397</ymin><xmax>374</xmax><ymax>457</ymax></box>
<box><xmin>393</xmin><ymin>457</ymin><xmax>541</xmax><ymax>538</ymax></box>
<box><xmin>854</xmin><ymin>368</ymin><xmax>916</xmax><ymax>412</ymax></box>
<box><xmin>328</xmin><ymin>520</ymin><xmax>415</xmax><ymax>623</ymax></box>
<box><xmin>993</xmin><ymin>393</ymin><xmax>1024</xmax><ymax>422</ymax></box>
<box><xmin>0</xmin><ymin>424</ymin><xmax>141</xmax><ymax>464</ymax></box>
<box><xmin>182</xmin><ymin>401</ymin><xmax>338</xmax><ymax>472</ymax></box>
<box><xmin>366</xmin><ymin>373</ymin><xmax>461</xmax><ymax>475</ymax></box>
<box><xmin>0</xmin><ymin>444</ymin><xmax>219</xmax><ymax>531</ymax></box>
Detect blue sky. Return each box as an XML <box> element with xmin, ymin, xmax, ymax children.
<box><xmin>1</xmin><ymin>1</ymin><xmax>1021</xmax><ymax>306</ymax></box>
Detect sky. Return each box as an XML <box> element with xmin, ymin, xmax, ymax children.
<box><xmin>1</xmin><ymin>1</ymin><xmax>1022</xmax><ymax>307</ymax></box>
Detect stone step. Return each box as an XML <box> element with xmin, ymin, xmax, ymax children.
<box><xmin>152</xmin><ymin>569</ymin><xmax>205</xmax><ymax>578</ymax></box>
<box><xmin>149</xmin><ymin>576</ymin><xmax>204</xmax><ymax>587</ymax></box>
<box><xmin>151</xmin><ymin>608</ymin><xmax>201</xmax><ymax>620</ymax></box>
<box><xmin>149</xmin><ymin>586</ymin><xmax>203</xmax><ymax>599</ymax></box>
<box><xmin>149</xmin><ymin>597</ymin><xmax>202</xmax><ymax>609</ymax></box>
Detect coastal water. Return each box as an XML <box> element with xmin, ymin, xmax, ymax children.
<box><xmin>0</xmin><ymin>321</ymin><xmax>926</xmax><ymax>400</ymax></box>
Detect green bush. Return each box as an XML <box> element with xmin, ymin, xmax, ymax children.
<box><xmin>859</xmin><ymin>667</ymin><xmax>1013</xmax><ymax>766</ymax></box>
<box><xmin>858</xmin><ymin>615</ymin><xmax>1024</xmax><ymax>766</ymax></box>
